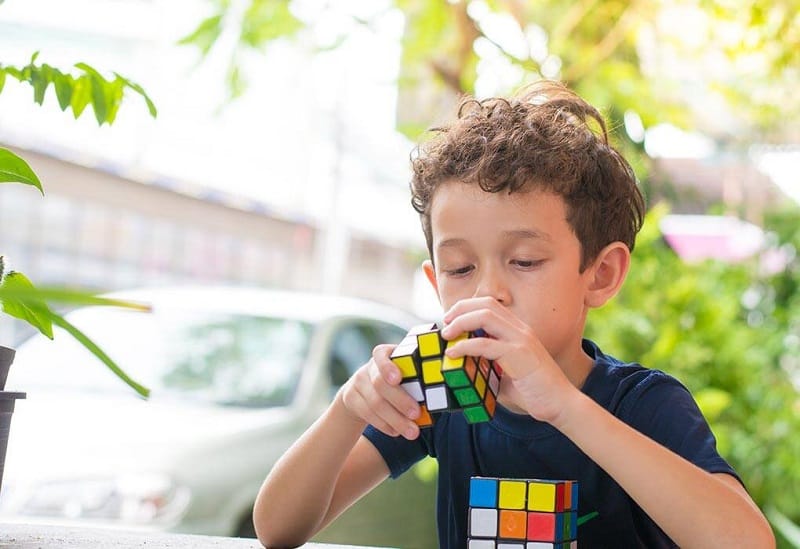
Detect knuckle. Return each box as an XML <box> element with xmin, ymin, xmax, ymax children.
<box><xmin>373</xmin><ymin>343</ymin><xmax>394</xmax><ymax>360</ymax></box>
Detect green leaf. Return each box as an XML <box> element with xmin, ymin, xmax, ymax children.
<box><xmin>31</xmin><ymin>64</ymin><xmax>52</xmax><ymax>105</ymax></box>
<box><xmin>0</xmin><ymin>70</ymin><xmax>6</xmax><ymax>93</ymax></box>
<box><xmin>53</xmin><ymin>72</ymin><xmax>74</xmax><ymax>110</ymax></box>
<box><xmin>103</xmin><ymin>78</ymin><xmax>125</xmax><ymax>125</ymax></box>
<box><xmin>2</xmin><ymin>65</ymin><xmax>22</xmax><ymax>81</ymax></box>
<box><xmin>84</xmin><ymin>72</ymin><xmax>109</xmax><ymax>125</ymax></box>
<box><xmin>112</xmin><ymin>74</ymin><xmax>157</xmax><ymax>117</ymax></box>
<box><xmin>70</xmin><ymin>75</ymin><xmax>91</xmax><ymax>119</ymax></box>
<box><xmin>74</xmin><ymin>63</ymin><xmax>157</xmax><ymax>124</ymax></box>
<box><xmin>0</xmin><ymin>272</ymin><xmax>54</xmax><ymax>339</ymax></box>
<box><xmin>50</xmin><ymin>313</ymin><xmax>150</xmax><ymax>398</ymax></box>
<box><xmin>178</xmin><ymin>14</ymin><xmax>224</xmax><ymax>57</ymax></box>
<box><xmin>0</xmin><ymin>148</ymin><xmax>44</xmax><ymax>193</ymax></box>
<box><xmin>0</xmin><ymin>285</ymin><xmax>151</xmax><ymax>311</ymax></box>
<box><xmin>0</xmin><ymin>280</ymin><xmax>151</xmax><ymax>397</ymax></box>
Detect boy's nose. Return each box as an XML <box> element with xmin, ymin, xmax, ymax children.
<box><xmin>474</xmin><ymin>268</ymin><xmax>511</xmax><ymax>305</ymax></box>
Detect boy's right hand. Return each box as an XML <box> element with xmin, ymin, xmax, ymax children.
<box><xmin>338</xmin><ymin>344</ymin><xmax>422</xmax><ymax>440</ymax></box>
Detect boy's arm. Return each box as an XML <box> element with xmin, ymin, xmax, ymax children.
<box><xmin>253</xmin><ymin>344</ymin><xmax>422</xmax><ymax>548</ymax></box>
<box><xmin>442</xmin><ymin>297</ymin><xmax>775</xmax><ymax>549</ymax></box>
<box><xmin>554</xmin><ymin>392</ymin><xmax>774</xmax><ymax>548</ymax></box>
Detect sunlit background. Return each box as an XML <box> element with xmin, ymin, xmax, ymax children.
<box><xmin>1</xmin><ymin>0</ymin><xmax>799</xmax><ymax>547</ymax></box>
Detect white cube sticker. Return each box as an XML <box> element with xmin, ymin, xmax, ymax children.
<box><xmin>470</xmin><ymin>508</ymin><xmax>497</xmax><ymax>537</ymax></box>
<box><xmin>426</xmin><ymin>385</ymin><xmax>449</xmax><ymax>411</ymax></box>
<box><xmin>401</xmin><ymin>381</ymin><xmax>424</xmax><ymax>402</ymax></box>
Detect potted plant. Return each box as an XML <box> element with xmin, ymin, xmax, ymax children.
<box><xmin>0</xmin><ymin>52</ymin><xmax>157</xmax><ymax>493</ymax></box>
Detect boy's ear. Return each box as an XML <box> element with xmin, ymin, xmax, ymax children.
<box><xmin>422</xmin><ymin>260</ymin><xmax>439</xmax><ymax>295</ymax></box>
<box><xmin>584</xmin><ymin>242</ymin><xmax>630</xmax><ymax>308</ymax></box>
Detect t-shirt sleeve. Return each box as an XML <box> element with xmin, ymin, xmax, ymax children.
<box><xmin>616</xmin><ymin>372</ymin><xmax>741</xmax><ymax>483</ymax></box>
<box><xmin>363</xmin><ymin>424</ymin><xmax>433</xmax><ymax>479</ymax></box>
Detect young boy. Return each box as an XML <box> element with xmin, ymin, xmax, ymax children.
<box><xmin>253</xmin><ymin>81</ymin><xmax>774</xmax><ymax>548</ymax></box>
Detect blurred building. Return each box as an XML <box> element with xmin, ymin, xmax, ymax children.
<box><xmin>0</xmin><ymin>141</ymin><xmax>425</xmax><ymax>345</ymax></box>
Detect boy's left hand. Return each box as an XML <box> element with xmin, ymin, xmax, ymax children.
<box><xmin>440</xmin><ymin>296</ymin><xmax>577</xmax><ymax>426</ymax></box>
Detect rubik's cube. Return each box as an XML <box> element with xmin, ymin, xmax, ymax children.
<box><xmin>467</xmin><ymin>476</ymin><xmax>578</xmax><ymax>548</ymax></box>
<box><xmin>390</xmin><ymin>323</ymin><xmax>502</xmax><ymax>427</ymax></box>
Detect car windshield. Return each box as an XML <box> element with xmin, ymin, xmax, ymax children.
<box><xmin>11</xmin><ymin>305</ymin><xmax>313</xmax><ymax>408</ymax></box>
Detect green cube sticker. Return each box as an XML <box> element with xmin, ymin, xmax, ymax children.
<box><xmin>463</xmin><ymin>405</ymin><xmax>490</xmax><ymax>423</ymax></box>
<box><xmin>454</xmin><ymin>387</ymin><xmax>480</xmax><ymax>406</ymax></box>
<box><xmin>443</xmin><ymin>369</ymin><xmax>470</xmax><ymax>388</ymax></box>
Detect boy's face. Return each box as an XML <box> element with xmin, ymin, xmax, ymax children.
<box><xmin>423</xmin><ymin>180</ymin><xmax>595</xmax><ymax>367</ymax></box>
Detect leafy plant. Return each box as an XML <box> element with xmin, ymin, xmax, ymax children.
<box><xmin>0</xmin><ymin>53</ymin><xmax>157</xmax><ymax>397</ymax></box>
<box><xmin>585</xmin><ymin>204</ymin><xmax>800</xmax><ymax>546</ymax></box>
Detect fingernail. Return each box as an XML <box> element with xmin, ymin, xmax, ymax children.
<box><xmin>405</xmin><ymin>426</ymin><xmax>418</xmax><ymax>439</ymax></box>
<box><xmin>408</xmin><ymin>407</ymin><xmax>419</xmax><ymax>419</ymax></box>
<box><xmin>388</xmin><ymin>371</ymin><xmax>399</xmax><ymax>383</ymax></box>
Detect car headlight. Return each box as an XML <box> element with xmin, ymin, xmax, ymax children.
<box><xmin>19</xmin><ymin>473</ymin><xmax>191</xmax><ymax>526</ymax></box>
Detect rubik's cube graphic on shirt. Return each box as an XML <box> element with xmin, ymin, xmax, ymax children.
<box><xmin>390</xmin><ymin>323</ymin><xmax>502</xmax><ymax>427</ymax></box>
<box><xmin>468</xmin><ymin>476</ymin><xmax>579</xmax><ymax>548</ymax></box>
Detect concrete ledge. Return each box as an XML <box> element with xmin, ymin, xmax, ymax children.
<box><xmin>0</xmin><ymin>523</ymin><xmax>386</xmax><ymax>549</ymax></box>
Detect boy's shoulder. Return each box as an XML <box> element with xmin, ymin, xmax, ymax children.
<box><xmin>582</xmin><ymin>339</ymin><xmax>691</xmax><ymax>417</ymax></box>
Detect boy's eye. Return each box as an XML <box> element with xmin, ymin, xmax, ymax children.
<box><xmin>511</xmin><ymin>259</ymin><xmax>542</xmax><ymax>269</ymax></box>
<box><xmin>444</xmin><ymin>265</ymin><xmax>474</xmax><ymax>276</ymax></box>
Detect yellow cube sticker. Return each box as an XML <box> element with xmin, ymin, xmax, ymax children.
<box><xmin>417</xmin><ymin>331</ymin><xmax>443</xmax><ymax>358</ymax></box>
<box><xmin>421</xmin><ymin>358</ymin><xmax>444</xmax><ymax>384</ymax></box>
<box><xmin>391</xmin><ymin>355</ymin><xmax>417</xmax><ymax>379</ymax></box>
<box><xmin>527</xmin><ymin>482</ymin><xmax>556</xmax><ymax>512</ymax></box>
<box><xmin>498</xmin><ymin>480</ymin><xmax>526</xmax><ymax>510</ymax></box>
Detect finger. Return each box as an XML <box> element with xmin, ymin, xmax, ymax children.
<box><xmin>344</xmin><ymin>388</ymin><xmax>400</xmax><ymax>437</ymax></box>
<box><xmin>441</xmin><ymin>308</ymin><xmax>513</xmax><ymax>342</ymax></box>
<box><xmin>367</xmin><ymin>362</ymin><xmax>422</xmax><ymax>422</ymax></box>
<box><xmin>442</xmin><ymin>296</ymin><xmax>499</xmax><ymax>325</ymax></box>
<box><xmin>360</xmin><ymin>383</ymin><xmax>421</xmax><ymax>439</ymax></box>
<box><xmin>444</xmin><ymin>335</ymin><xmax>502</xmax><ymax>362</ymax></box>
<box><xmin>373</xmin><ymin>344</ymin><xmax>403</xmax><ymax>385</ymax></box>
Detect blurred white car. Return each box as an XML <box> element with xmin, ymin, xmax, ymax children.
<box><xmin>0</xmin><ymin>286</ymin><xmax>419</xmax><ymax>536</ymax></box>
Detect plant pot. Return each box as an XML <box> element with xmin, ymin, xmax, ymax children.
<box><xmin>0</xmin><ymin>345</ymin><xmax>14</xmax><ymax>390</ymax></box>
<box><xmin>0</xmin><ymin>345</ymin><xmax>26</xmax><ymax>494</ymax></box>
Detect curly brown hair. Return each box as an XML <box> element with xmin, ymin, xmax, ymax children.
<box><xmin>410</xmin><ymin>80</ymin><xmax>645</xmax><ymax>272</ymax></box>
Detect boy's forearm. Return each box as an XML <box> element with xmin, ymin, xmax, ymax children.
<box><xmin>553</xmin><ymin>391</ymin><xmax>775</xmax><ymax>548</ymax></box>
<box><xmin>253</xmin><ymin>393</ymin><xmax>368</xmax><ymax>547</ymax></box>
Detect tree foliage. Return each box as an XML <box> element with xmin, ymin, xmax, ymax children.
<box><xmin>585</xmin><ymin>205</ymin><xmax>800</xmax><ymax>543</ymax></box>
<box><xmin>181</xmin><ymin>0</ymin><xmax>800</xmax><ymax>144</ymax></box>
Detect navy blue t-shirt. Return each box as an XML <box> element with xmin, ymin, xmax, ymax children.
<box><xmin>363</xmin><ymin>339</ymin><xmax>739</xmax><ymax>548</ymax></box>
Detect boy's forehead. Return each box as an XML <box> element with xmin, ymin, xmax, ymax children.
<box><xmin>429</xmin><ymin>182</ymin><xmax>572</xmax><ymax>245</ymax></box>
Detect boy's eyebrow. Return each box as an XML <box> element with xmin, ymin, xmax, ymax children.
<box><xmin>501</xmin><ymin>229</ymin><xmax>551</xmax><ymax>241</ymax></box>
<box><xmin>436</xmin><ymin>237</ymin><xmax>468</xmax><ymax>250</ymax></box>
<box><xmin>436</xmin><ymin>229</ymin><xmax>551</xmax><ymax>250</ymax></box>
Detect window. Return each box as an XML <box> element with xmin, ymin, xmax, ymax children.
<box><xmin>327</xmin><ymin>321</ymin><xmax>407</xmax><ymax>393</ymax></box>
